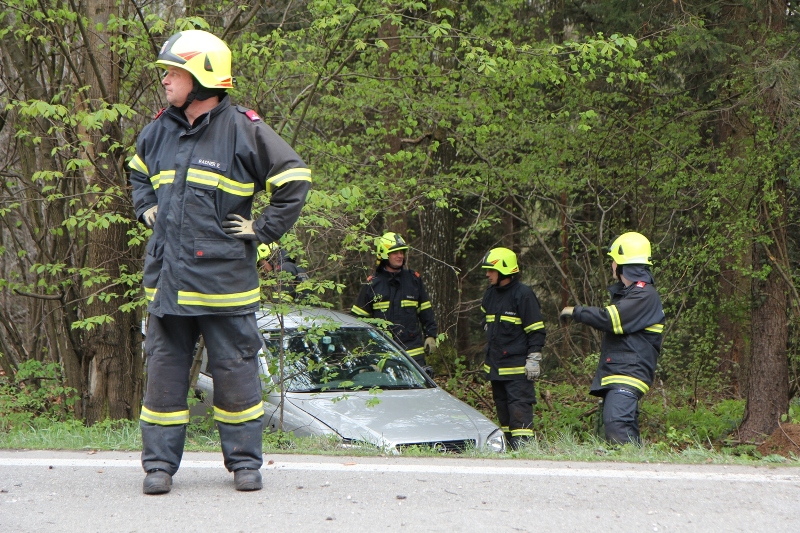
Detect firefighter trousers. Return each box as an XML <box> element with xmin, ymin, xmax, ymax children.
<box><xmin>141</xmin><ymin>314</ymin><xmax>265</xmax><ymax>475</ymax></box>
<box><xmin>491</xmin><ymin>379</ymin><xmax>536</xmax><ymax>449</ymax></box>
<box><xmin>602</xmin><ymin>388</ymin><xmax>641</xmax><ymax>445</ymax></box>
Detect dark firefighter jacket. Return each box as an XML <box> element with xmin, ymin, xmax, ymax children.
<box><xmin>351</xmin><ymin>267</ymin><xmax>437</xmax><ymax>359</ymax></box>
<box><xmin>481</xmin><ymin>278</ymin><xmax>546</xmax><ymax>380</ymax></box>
<box><xmin>265</xmin><ymin>249</ymin><xmax>310</xmax><ymax>301</ymax></box>
<box><xmin>129</xmin><ymin>96</ymin><xmax>311</xmax><ymax>317</ymax></box>
<box><xmin>573</xmin><ymin>280</ymin><xmax>665</xmax><ymax>397</ymax></box>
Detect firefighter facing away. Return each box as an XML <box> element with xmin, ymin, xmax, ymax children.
<box><xmin>560</xmin><ymin>232</ymin><xmax>665</xmax><ymax>445</ymax></box>
<box><xmin>480</xmin><ymin>248</ymin><xmax>546</xmax><ymax>449</ymax></box>
<box><xmin>129</xmin><ymin>30</ymin><xmax>311</xmax><ymax>494</ymax></box>
<box><xmin>351</xmin><ymin>233</ymin><xmax>438</xmax><ymax>367</ymax></box>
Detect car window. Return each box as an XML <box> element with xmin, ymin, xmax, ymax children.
<box><xmin>262</xmin><ymin>327</ymin><xmax>431</xmax><ymax>392</ymax></box>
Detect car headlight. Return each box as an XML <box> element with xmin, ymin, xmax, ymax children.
<box><xmin>485</xmin><ymin>428</ymin><xmax>506</xmax><ymax>453</ymax></box>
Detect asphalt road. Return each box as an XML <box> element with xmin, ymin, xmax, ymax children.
<box><xmin>1</xmin><ymin>450</ymin><xmax>798</xmax><ymax>532</ymax></box>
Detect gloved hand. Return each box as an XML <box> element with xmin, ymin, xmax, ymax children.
<box><xmin>525</xmin><ymin>352</ymin><xmax>541</xmax><ymax>381</ymax></box>
<box><xmin>424</xmin><ymin>336</ymin><xmax>437</xmax><ymax>355</ymax></box>
<box><xmin>142</xmin><ymin>205</ymin><xmax>158</xmax><ymax>227</ymax></box>
<box><xmin>222</xmin><ymin>214</ymin><xmax>258</xmax><ymax>241</ymax></box>
<box><xmin>559</xmin><ymin>306</ymin><xmax>575</xmax><ymax>322</ymax></box>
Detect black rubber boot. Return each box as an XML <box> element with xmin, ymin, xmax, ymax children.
<box><xmin>143</xmin><ymin>469</ymin><xmax>172</xmax><ymax>495</ymax></box>
<box><xmin>234</xmin><ymin>468</ymin><xmax>263</xmax><ymax>491</ymax></box>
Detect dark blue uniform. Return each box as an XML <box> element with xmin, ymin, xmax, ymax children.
<box><xmin>130</xmin><ymin>95</ymin><xmax>310</xmax><ymax>475</ymax></box>
<box><xmin>481</xmin><ymin>278</ymin><xmax>545</xmax><ymax>445</ymax></box>
<box><xmin>573</xmin><ymin>278</ymin><xmax>664</xmax><ymax>444</ymax></box>
<box><xmin>352</xmin><ymin>267</ymin><xmax>437</xmax><ymax>365</ymax></box>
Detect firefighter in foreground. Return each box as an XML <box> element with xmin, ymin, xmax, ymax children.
<box><xmin>351</xmin><ymin>233</ymin><xmax>438</xmax><ymax>367</ymax></box>
<box><xmin>257</xmin><ymin>243</ymin><xmax>310</xmax><ymax>301</ymax></box>
<box><xmin>480</xmin><ymin>248</ymin><xmax>546</xmax><ymax>449</ymax></box>
<box><xmin>559</xmin><ymin>232</ymin><xmax>664</xmax><ymax>445</ymax></box>
<box><xmin>130</xmin><ymin>30</ymin><xmax>311</xmax><ymax>494</ymax></box>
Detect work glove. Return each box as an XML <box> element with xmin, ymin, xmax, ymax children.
<box><xmin>424</xmin><ymin>336</ymin><xmax>437</xmax><ymax>355</ymax></box>
<box><xmin>222</xmin><ymin>214</ymin><xmax>259</xmax><ymax>241</ymax></box>
<box><xmin>525</xmin><ymin>352</ymin><xmax>541</xmax><ymax>381</ymax></box>
<box><xmin>142</xmin><ymin>205</ymin><xmax>158</xmax><ymax>228</ymax></box>
<box><xmin>559</xmin><ymin>306</ymin><xmax>575</xmax><ymax>322</ymax></box>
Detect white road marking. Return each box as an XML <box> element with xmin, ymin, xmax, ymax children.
<box><xmin>0</xmin><ymin>457</ymin><xmax>798</xmax><ymax>484</ymax></box>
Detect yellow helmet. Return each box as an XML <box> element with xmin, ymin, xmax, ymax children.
<box><xmin>481</xmin><ymin>247</ymin><xmax>519</xmax><ymax>276</ymax></box>
<box><xmin>156</xmin><ymin>30</ymin><xmax>233</xmax><ymax>88</ymax></box>
<box><xmin>375</xmin><ymin>232</ymin><xmax>408</xmax><ymax>261</ymax></box>
<box><xmin>607</xmin><ymin>232</ymin><xmax>652</xmax><ymax>265</ymax></box>
<box><xmin>257</xmin><ymin>242</ymin><xmax>278</xmax><ymax>263</ymax></box>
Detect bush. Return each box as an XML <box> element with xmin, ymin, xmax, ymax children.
<box><xmin>0</xmin><ymin>360</ymin><xmax>78</xmax><ymax>430</ymax></box>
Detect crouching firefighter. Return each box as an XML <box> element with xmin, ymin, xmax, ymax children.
<box><xmin>559</xmin><ymin>232</ymin><xmax>665</xmax><ymax>445</ymax></box>
<box><xmin>130</xmin><ymin>30</ymin><xmax>311</xmax><ymax>494</ymax></box>
<box><xmin>480</xmin><ymin>248</ymin><xmax>546</xmax><ymax>450</ymax></box>
<box><xmin>257</xmin><ymin>242</ymin><xmax>311</xmax><ymax>302</ymax></box>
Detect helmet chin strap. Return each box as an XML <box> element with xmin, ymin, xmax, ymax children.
<box><xmin>178</xmin><ymin>77</ymin><xmax>226</xmax><ymax>112</ymax></box>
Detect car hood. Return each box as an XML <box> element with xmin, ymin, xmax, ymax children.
<box><xmin>286</xmin><ymin>387</ymin><xmax>495</xmax><ymax>448</ymax></box>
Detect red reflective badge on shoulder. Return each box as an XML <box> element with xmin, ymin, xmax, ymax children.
<box><xmin>636</xmin><ymin>281</ymin><xmax>646</xmax><ymax>288</ymax></box>
<box><xmin>153</xmin><ymin>108</ymin><xmax>166</xmax><ymax>119</ymax></box>
<box><xmin>245</xmin><ymin>110</ymin><xmax>261</xmax><ymax>122</ymax></box>
<box><xmin>196</xmin><ymin>250</ymin><xmax>204</xmax><ymax>257</ymax></box>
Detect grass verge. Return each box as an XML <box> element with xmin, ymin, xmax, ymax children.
<box><xmin>1</xmin><ymin>419</ymin><xmax>797</xmax><ymax>466</ymax></box>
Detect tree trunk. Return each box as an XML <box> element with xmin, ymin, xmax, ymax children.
<box><xmin>81</xmin><ymin>0</ymin><xmax>143</xmax><ymax>422</ymax></box>
<box><xmin>739</xmin><ymin>188</ymin><xmax>790</xmax><ymax>441</ymax></box>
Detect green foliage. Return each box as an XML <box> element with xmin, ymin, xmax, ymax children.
<box><xmin>0</xmin><ymin>361</ymin><xmax>78</xmax><ymax>430</ymax></box>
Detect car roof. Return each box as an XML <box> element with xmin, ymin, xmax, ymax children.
<box><xmin>255</xmin><ymin>305</ymin><xmax>367</xmax><ymax>331</ymax></box>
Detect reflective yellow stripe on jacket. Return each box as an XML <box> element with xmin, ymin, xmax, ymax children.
<box><xmin>406</xmin><ymin>347</ymin><xmax>425</xmax><ymax>357</ymax></box>
<box><xmin>497</xmin><ymin>366</ymin><xmax>525</xmax><ymax>376</ymax></box>
<box><xmin>151</xmin><ymin>170</ymin><xmax>175</xmax><ymax>189</ymax></box>
<box><xmin>645</xmin><ymin>324</ymin><xmax>664</xmax><ymax>334</ymax></box>
<box><xmin>177</xmin><ymin>288</ymin><xmax>260</xmax><ymax>308</ymax></box>
<box><xmin>140</xmin><ymin>406</ymin><xmax>190</xmax><ymax>426</ymax></box>
<box><xmin>144</xmin><ymin>287</ymin><xmax>157</xmax><ymax>301</ymax></box>
<box><xmin>266</xmin><ymin>167</ymin><xmax>312</xmax><ymax>189</ymax></box>
<box><xmin>606</xmin><ymin>305</ymin><xmax>623</xmax><ymax>334</ymax></box>
<box><xmin>351</xmin><ymin>305</ymin><xmax>370</xmax><ymax>317</ymax></box>
<box><xmin>129</xmin><ymin>154</ymin><xmax>148</xmax><ymax>175</ymax></box>
<box><xmin>524</xmin><ymin>321</ymin><xmax>544</xmax><ymax>333</ymax></box>
<box><xmin>187</xmin><ymin>169</ymin><xmax>255</xmax><ymax>197</ymax></box>
<box><xmin>213</xmin><ymin>402</ymin><xmax>265</xmax><ymax>424</ymax></box>
<box><xmin>373</xmin><ymin>301</ymin><xmax>390</xmax><ymax>311</ymax></box>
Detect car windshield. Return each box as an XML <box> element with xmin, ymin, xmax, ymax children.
<box><xmin>262</xmin><ymin>327</ymin><xmax>431</xmax><ymax>393</ymax></box>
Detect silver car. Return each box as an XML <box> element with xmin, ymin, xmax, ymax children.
<box><xmin>192</xmin><ymin>306</ymin><xmax>506</xmax><ymax>454</ymax></box>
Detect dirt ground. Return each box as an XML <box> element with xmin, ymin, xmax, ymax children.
<box><xmin>756</xmin><ymin>423</ymin><xmax>800</xmax><ymax>458</ymax></box>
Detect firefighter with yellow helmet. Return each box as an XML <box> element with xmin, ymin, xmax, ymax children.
<box><xmin>257</xmin><ymin>242</ymin><xmax>310</xmax><ymax>301</ymax></box>
<box><xmin>351</xmin><ymin>232</ymin><xmax>438</xmax><ymax>367</ymax></box>
<box><xmin>480</xmin><ymin>247</ymin><xmax>546</xmax><ymax>449</ymax></box>
<box><xmin>130</xmin><ymin>30</ymin><xmax>311</xmax><ymax>494</ymax></box>
<box><xmin>560</xmin><ymin>232</ymin><xmax>665</xmax><ymax>444</ymax></box>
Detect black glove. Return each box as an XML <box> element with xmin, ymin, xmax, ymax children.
<box><xmin>222</xmin><ymin>214</ymin><xmax>259</xmax><ymax>241</ymax></box>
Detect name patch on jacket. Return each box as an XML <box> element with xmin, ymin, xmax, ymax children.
<box><xmin>192</xmin><ymin>157</ymin><xmax>228</xmax><ymax>172</ymax></box>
